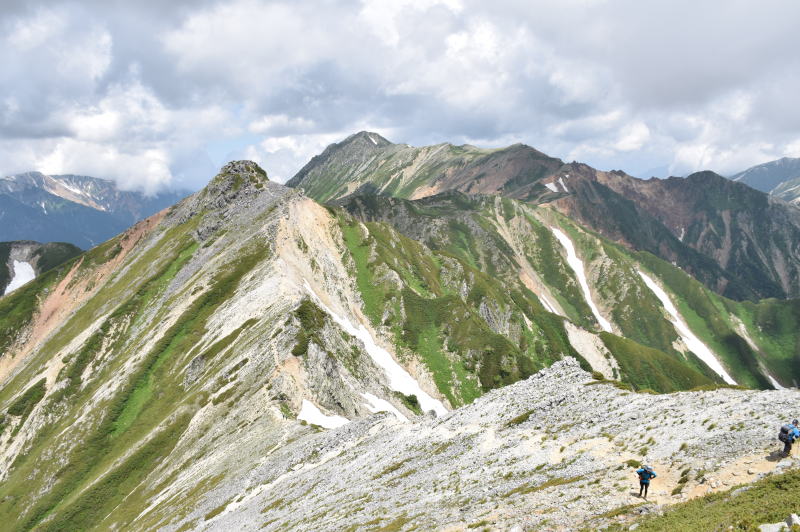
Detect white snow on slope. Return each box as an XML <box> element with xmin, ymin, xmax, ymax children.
<box><xmin>362</xmin><ymin>392</ymin><xmax>408</xmax><ymax>421</ymax></box>
<box><xmin>544</xmin><ymin>182</ymin><xmax>558</xmax><ymax>193</ymax></box>
<box><xmin>539</xmin><ymin>293</ymin><xmax>558</xmax><ymax>314</ymax></box>
<box><xmin>298</xmin><ymin>399</ymin><xmax>350</xmax><ymax>429</ymax></box>
<box><xmin>766</xmin><ymin>374</ymin><xmax>785</xmax><ymax>390</ymax></box>
<box><xmin>368</xmin><ymin>134</ymin><xmax>377</xmax><ymax>145</ymax></box>
<box><xmin>549</xmin><ymin>228</ymin><xmax>613</xmax><ymax>332</ymax></box>
<box><xmin>304</xmin><ymin>281</ymin><xmax>448</xmax><ymax>416</ymax></box>
<box><xmin>4</xmin><ymin>260</ymin><xmax>36</xmax><ymax>295</ymax></box>
<box><xmin>558</xmin><ymin>177</ymin><xmax>569</xmax><ymax>192</ymax></box>
<box><xmin>636</xmin><ymin>270</ymin><xmax>736</xmax><ymax>385</ymax></box>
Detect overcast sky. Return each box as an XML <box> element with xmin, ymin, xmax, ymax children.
<box><xmin>1</xmin><ymin>0</ymin><xmax>799</xmax><ymax>193</ymax></box>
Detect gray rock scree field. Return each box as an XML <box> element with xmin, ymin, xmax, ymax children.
<box><xmin>182</xmin><ymin>359</ymin><xmax>799</xmax><ymax>531</ymax></box>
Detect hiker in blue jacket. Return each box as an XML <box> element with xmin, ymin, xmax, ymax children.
<box><xmin>636</xmin><ymin>465</ymin><xmax>657</xmax><ymax>499</ymax></box>
<box><xmin>779</xmin><ymin>419</ymin><xmax>800</xmax><ymax>456</ymax></box>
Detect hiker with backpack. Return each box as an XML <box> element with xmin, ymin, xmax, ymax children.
<box><xmin>635</xmin><ymin>465</ymin><xmax>657</xmax><ymax>499</ymax></box>
<box><xmin>779</xmin><ymin>420</ymin><xmax>800</xmax><ymax>456</ymax></box>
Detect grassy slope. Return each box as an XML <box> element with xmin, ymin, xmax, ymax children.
<box><xmin>612</xmin><ymin>468</ymin><xmax>800</xmax><ymax>531</ymax></box>
<box><xmin>337</xmin><ymin>212</ymin><xmax>583</xmax><ymax>406</ymax></box>
<box><xmin>0</xmin><ymin>211</ymin><xmax>271</xmax><ymax>531</ymax></box>
<box><xmin>338</xmin><ymin>192</ymin><xmax>790</xmax><ymax>392</ymax></box>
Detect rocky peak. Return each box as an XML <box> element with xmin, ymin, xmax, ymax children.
<box><xmin>342</xmin><ymin>131</ymin><xmax>393</xmax><ymax>149</ymax></box>
<box><xmin>201</xmin><ymin>160</ymin><xmax>270</xmax><ymax>207</ymax></box>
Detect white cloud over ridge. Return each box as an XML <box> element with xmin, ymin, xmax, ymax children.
<box><xmin>1</xmin><ymin>0</ymin><xmax>799</xmax><ymax>191</ymax></box>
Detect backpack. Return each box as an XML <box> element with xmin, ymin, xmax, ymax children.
<box><xmin>779</xmin><ymin>425</ymin><xmax>793</xmax><ymax>443</ymax></box>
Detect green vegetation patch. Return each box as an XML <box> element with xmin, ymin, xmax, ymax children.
<box><xmin>35</xmin><ymin>414</ymin><xmax>191</xmax><ymax>532</ymax></box>
<box><xmin>616</xmin><ymin>468</ymin><xmax>800</xmax><ymax>532</ymax></box>
<box><xmin>600</xmin><ymin>333</ymin><xmax>717</xmax><ymax>393</ymax></box>
<box><xmin>291</xmin><ymin>299</ymin><xmax>326</xmax><ymax>357</ymax></box>
<box><xmin>505</xmin><ymin>475</ymin><xmax>584</xmax><ymax>497</ymax></box>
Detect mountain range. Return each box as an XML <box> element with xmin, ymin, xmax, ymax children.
<box><xmin>290</xmin><ymin>132</ymin><xmax>800</xmax><ymax>301</ymax></box>
<box><xmin>730</xmin><ymin>156</ymin><xmax>800</xmax><ymax>204</ymax></box>
<box><xmin>0</xmin><ymin>172</ymin><xmax>188</xmax><ymax>249</ymax></box>
<box><xmin>0</xmin><ymin>141</ymin><xmax>799</xmax><ymax>529</ymax></box>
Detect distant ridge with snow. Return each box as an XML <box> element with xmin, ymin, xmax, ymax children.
<box><xmin>0</xmin><ymin>172</ymin><xmax>189</xmax><ymax>248</ymax></box>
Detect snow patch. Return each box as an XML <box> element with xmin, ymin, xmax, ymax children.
<box><xmin>368</xmin><ymin>134</ymin><xmax>377</xmax><ymax>145</ymax></box>
<box><xmin>766</xmin><ymin>374</ymin><xmax>785</xmax><ymax>390</ymax></box>
<box><xmin>4</xmin><ymin>260</ymin><xmax>36</xmax><ymax>295</ymax></box>
<box><xmin>637</xmin><ymin>270</ymin><xmax>736</xmax><ymax>384</ymax></box>
<box><xmin>549</xmin><ymin>228</ymin><xmax>613</xmax><ymax>332</ymax></box>
<box><xmin>362</xmin><ymin>392</ymin><xmax>408</xmax><ymax>421</ymax></box>
<box><xmin>298</xmin><ymin>399</ymin><xmax>349</xmax><ymax>429</ymax></box>
<box><xmin>538</xmin><ymin>293</ymin><xmax>558</xmax><ymax>314</ymax></box>
<box><xmin>679</xmin><ymin>227</ymin><xmax>685</xmax><ymax>241</ymax></box>
<box><xmin>544</xmin><ymin>182</ymin><xmax>558</xmax><ymax>193</ymax></box>
<box><xmin>303</xmin><ymin>280</ymin><xmax>448</xmax><ymax>416</ymax></box>
<box><xmin>558</xmin><ymin>177</ymin><xmax>569</xmax><ymax>192</ymax></box>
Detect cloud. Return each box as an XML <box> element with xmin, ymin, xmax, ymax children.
<box><xmin>1</xmin><ymin>0</ymin><xmax>799</xmax><ymax>191</ymax></box>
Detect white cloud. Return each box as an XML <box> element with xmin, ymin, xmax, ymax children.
<box><xmin>1</xmin><ymin>0</ymin><xmax>800</xmax><ymax>189</ymax></box>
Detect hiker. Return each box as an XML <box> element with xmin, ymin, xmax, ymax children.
<box><xmin>636</xmin><ymin>465</ymin><xmax>657</xmax><ymax>499</ymax></box>
<box><xmin>779</xmin><ymin>419</ymin><xmax>800</xmax><ymax>456</ymax></box>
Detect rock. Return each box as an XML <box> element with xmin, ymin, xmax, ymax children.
<box><xmin>628</xmin><ymin>524</ymin><xmax>639</xmax><ymax>530</ymax></box>
<box><xmin>787</xmin><ymin>514</ymin><xmax>800</xmax><ymax>527</ymax></box>
<box><xmin>748</xmin><ymin>468</ymin><xmax>756</xmax><ymax>475</ymax></box>
<box><xmin>758</xmin><ymin>523</ymin><xmax>787</xmax><ymax>532</ymax></box>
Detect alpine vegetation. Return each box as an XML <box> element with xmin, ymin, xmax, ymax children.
<box><xmin>1</xmin><ymin>154</ymin><xmax>799</xmax><ymax>531</ymax></box>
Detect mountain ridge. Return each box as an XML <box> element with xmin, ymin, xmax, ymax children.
<box><xmin>289</xmin><ymin>132</ymin><xmax>800</xmax><ymax>300</ymax></box>
<box><xmin>0</xmin><ymin>159</ymin><xmax>797</xmax><ymax>531</ymax></box>
<box><xmin>0</xmin><ymin>171</ymin><xmax>189</xmax><ymax>248</ymax></box>
<box><xmin>730</xmin><ymin>156</ymin><xmax>800</xmax><ymax>204</ymax></box>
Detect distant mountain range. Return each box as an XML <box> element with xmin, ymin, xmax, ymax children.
<box><xmin>290</xmin><ymin>132</ymin><xmax>800</xmax><ymax>300</ymax></box>
<box><xmin>730</xmin><ymin>156</ymin><xmax>800</xmax><ymax>204</ymax></box>
<box><xmin>0</xmin><ymin>172</ymin><xmax>189</xmax><ymax>248</ymax></box>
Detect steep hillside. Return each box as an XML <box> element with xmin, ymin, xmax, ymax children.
<box><xmin>731</xmin><ymin>156</ymin><xmax>800</xmax><ymax>204</ymax></box>
<box><xmin>1</xmin><ymin>160</ymin><xmax>797</xmax><ymax>531</ymax></box>
<box><xmin>0</xmin><ymin>161</ymin><xmax>585</xmax><ymax>531</ymax></box>
<box><xmin>0</xmin><ymin>172</ymin><xmax>188</xmax><ymax>248</ymax></box>
<box><xmin>337</xmin><ymin>192</ymin><xmax>799</xmax><ymax>389</ymax></box>
<box><xmin>290</xmin><ymin>133</ymin><xmax>800</xmax><ymax>300</ymax></box>
<box><xmin>0</xmin><ymin>241</ymin><xmax>82</xmax><ymax>295</ymax></box>
<box><xmin>559</xmin><ymin>169</ymin><xmax>800</xmax><ymax>300</ymax></box>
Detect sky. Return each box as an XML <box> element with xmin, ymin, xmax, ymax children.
<box><xmin>1</xmin><ymin>0</ymin><xmax>799</xmax><ymax>193</ymax></box>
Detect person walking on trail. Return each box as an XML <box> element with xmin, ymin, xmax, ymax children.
<box><xmin>779</xmin><ymin>419</ymin><xmax>800</xmax><ymax>456</ymax></box>
<box><xmin>636</xmin><ymin>465</ymin><xmax>657</xmax><ymax>499</ymax></box>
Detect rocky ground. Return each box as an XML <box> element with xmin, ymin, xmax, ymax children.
<box><xmin>167</xmin><ymin>358</ymin><xmax>800</xmax><ymax>531</ymax></box>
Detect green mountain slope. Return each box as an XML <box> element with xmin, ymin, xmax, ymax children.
<box><xmin>290</xmin><ymin>133</ymin><xmax>800</xmax><ymax>301</ymax></box>
<box><xmin>336</xmin><ymin>191</ymin><xmax>797</xmax><ymax>388</ymax></box>
<box><xmin>1</xmin><ymin>160</ymin><xmax>796</xmax><ymax>530</ymax></box>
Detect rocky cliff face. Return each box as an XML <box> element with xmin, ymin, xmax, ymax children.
<box><xmin>555</xmin><ymin>168</ymin><xmax>800</xmax><ymax>300</ymax></box>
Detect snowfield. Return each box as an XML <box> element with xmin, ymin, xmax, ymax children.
<box><xmin>637</xmin><ymin>270</ymin><xmax>736</xmax><ymax>384</ymax></box>
<box><xmin>304</xmin><ymin>280</ymin><xmax>448</xmax><ymax>416</ymax></box>
<box><xmin>4</xmin><ymin>260</ymin><xmax>35</xmax><ymax>295</ymax></box>
<box><xmin>297</xmin><ymin>399</ymin><xmax>350</xmax><ymax>429</ymax></box>
<box><xmin>550</xmin><ymin>227</ymin><xmax>613</xmax><ymax>332</ymax></box>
